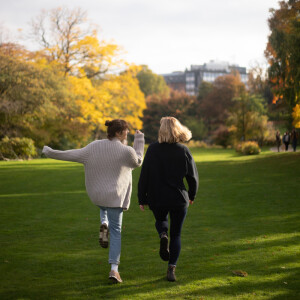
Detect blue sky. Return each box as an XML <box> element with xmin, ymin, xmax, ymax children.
<box><xmin>0</xmin><ymin>0</ymin><xmax>280</xmax><ymax>74</ymax></box>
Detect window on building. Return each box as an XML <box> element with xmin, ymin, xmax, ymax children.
<box><xmin>186</xmin><ymin>73</ymin><xmax>195</xmax><ymax>82</ymax></box>
<box><xmin>186</xmin><ymin>83</ymin><xmax>195</xmax><ymax>90</ymax></box>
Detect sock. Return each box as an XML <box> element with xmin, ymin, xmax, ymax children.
<box><xmin>111</xmin><ymin>264</ymin><xmax>118</xmax><ymax>272</ymax></box>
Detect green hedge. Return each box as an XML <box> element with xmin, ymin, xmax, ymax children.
<box><xmin>0</xmin><ymin>137</ymin><xmax>37</xmax><ymax>160</ymax></box>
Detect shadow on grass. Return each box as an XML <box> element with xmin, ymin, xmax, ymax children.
<box><xmin>168</xmin><ymin>270</ymin><xmax>299</xmax><ymax>300</ymax></box>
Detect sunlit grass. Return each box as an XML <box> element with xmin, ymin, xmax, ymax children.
<box><xmin>0</xmin><ymin>149</ymin><xmax>299</xmax><ymax>299</ymax></box>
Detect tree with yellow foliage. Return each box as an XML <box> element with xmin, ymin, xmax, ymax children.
<box><xmin>100</xmin><ymin>66</ymin><xmax>146</xmax><ymax>133</ymax></box>
<box><xmin>292</xmin><ymin>105</ymin><xmax>300</xmax><ymax>128</ymax></box>
<box><xmin>68</xmin><ymin>66</ymin><xmax>145</xmax><ymax>139</ymax></box>
<box><xmin>31</xmin><ymin>7</ymin><xmax>123</xmax><ymax>77</ymax></box>
<box><xmin>0</xmin><ymin>43</ymin><xmax>89</xmax><ymax>149</ymax></box>
<box><xmin>30</xmin><ymin>7</ymin><xmax>146</xmax><ymax>144</ymax></box>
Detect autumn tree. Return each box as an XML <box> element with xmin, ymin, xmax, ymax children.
<box><xmin>31</xmin><ymin>7</ymin><xmax>122</xmax><ymax>77</ymax></box>
<box><xmin>0</xmin><ymin>48</ymin><xmax>45</xmax><ymax>138</ymax></box>
<box><xmin>197</xmin><ymin>74</ymin><xmax>245</xmax><ymax>132</ymax></box>
<box><xmin>0</xmin><ymin>45</ymin><xmax>88</xmax><ymax>148</ymax></box>
<box><xmin>197</xmin><ymin>81</ymin><xmax>214</xmax><ymax>102</ymax></box>
<box><xmin>1</xmin><ymin>7</ymin><xmax>147</xmax><ymax>151</ymax></box>
<box><xmin>265</xmin><ymin>0</ymin><xmax>300</xmax><ymax>128</ymax></box>
<box><xmin>136</xmin><ymin>65</ymin><xmax>170</xmax><ymax>97</ymax></box>
<box><xmin>92</xmin><ymin>66</ymin><xmax>146</xmax><ymax>138</ymax></box>
<box><xmin>65</xmin><ymin>66</ymin><xmax>146</xmax><ymax>140</ymax></box>
<box><xmin>142</xmin><ymin>91</ymin><xmax>198</xmax><ymax>142</ymax></box>
<box><xmin>227</xmin><ymin>92</ymin><xmax>274</xmax><ymax>145</ymax></box>
<box><xmin>247</xmin><ymin>64</ymin><xmax>273</xmax><ymax>104</ymax></box>
<box><xmin>30</xmin><ymin>7</ymin><xmax>146</xmax><ymax>142</ymax></box>
<box><xmin>142</xmin><ymin>97</ymin><xmax>170</xmax><ymax>143</ymax></box>
<box><xmin>292</xmin><ymin>104</ymin><xmax>300</xmax><ymax>128</ymax></box>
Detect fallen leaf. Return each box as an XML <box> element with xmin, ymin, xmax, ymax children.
<box><xmin>284</xmin><ymin>282</ymin><xmax>288</xmax><ymax>285</ymax></box>
<box><xmin>232</xmin><ymin>270</ymin><xmax>248</xmax><ymax>277</ymax></box>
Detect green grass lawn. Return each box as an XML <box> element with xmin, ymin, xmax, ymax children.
<box><xmin>0</xmin><ymin>148</ymin><xmax>299</xmax><ymax>299</ymax></box>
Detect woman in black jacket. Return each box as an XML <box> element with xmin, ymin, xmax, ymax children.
<box><xmin>138</xmin><ymin>117</ymin><xmax>199</xmax><ymax>282</ymax></box>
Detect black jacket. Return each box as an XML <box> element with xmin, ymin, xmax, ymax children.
<box><xmin>138</xmin><ymin>142</ymin><xmax>199</xmax><ymax>209</ymax></box>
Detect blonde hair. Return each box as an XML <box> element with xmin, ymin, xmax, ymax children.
<box><xmin>158</xmin><ymin>117</ymin><xmax>192</xmax><ymax>143</ymax></box>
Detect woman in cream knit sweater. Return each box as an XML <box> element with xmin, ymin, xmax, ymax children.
<box><xmin>43</xmin><ymin>119</ymin><xmax>144</xmax><ymax>283</ymax></box>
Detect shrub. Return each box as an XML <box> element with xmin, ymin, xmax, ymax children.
<box><xmin>0</xmin><ymin>137</ymin><xmax>37</xmax><ymax>160</ymax></box>
<box><xmin>213</xmin><ymin>125</ymin><xmax>231</xmax><ymax>148</ymax></box>
<box><xmin>235</xmin><ymin>142</ymin><xmax>243</xmax><ymax>153</ymax></box>
<box><xmin>186</xmin><ymin>140</ymin><xmax>208</xmax><ymax>148</ymax></box>
<box><xmin>235</xmin><ymin>141</ymin><xmax>261</xmax><ymax>155</ymax></box>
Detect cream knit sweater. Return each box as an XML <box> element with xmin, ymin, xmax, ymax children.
<box><xmin>42</xmin><ymin>133</ymin><xmax>144</xmax><ymax>210</ymax></box>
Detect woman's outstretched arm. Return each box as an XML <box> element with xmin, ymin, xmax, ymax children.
<box><xmin>42</xmin><ymin>145</ymin><xmax>90</xmax><ymax>164</ymax></box>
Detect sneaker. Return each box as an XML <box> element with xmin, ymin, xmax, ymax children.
<box><xmin>167</xmin><ymin>265</ymin><xmax>176</xmax><ymax>282</ymax></box>
<box><xmin>159</xmin><ymin>232</ymin><xmax>170</xmax><ymax>261</ymax></box>
<box><xmin>99</xmin><ymin>223</ymin><xmax>109</xmax><ymax>248</ymax></box>
<box><xmin>109</xmin><ymin>270</ymin><xmax>123</xmax><ymax>283</ymax></box>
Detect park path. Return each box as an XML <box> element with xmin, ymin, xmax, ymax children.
<box><xmin>270</xmin><ymin>146</ymin><xmax>299</xmax><ymax>152</ymax></box>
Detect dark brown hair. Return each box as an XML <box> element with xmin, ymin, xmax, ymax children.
<box><xmin>105</xmin><ymin>119</ymin><xmax>129</xmax><ymax>140</ymax></box>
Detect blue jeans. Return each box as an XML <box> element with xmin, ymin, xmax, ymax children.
<box><xmin>151</xmin><ymin>207</ymin><xmax>187</xmax><ymax>266</ymax></box>
<box><xmin>99</xmin><ymin>206</ymin><xmax>123</xmax><ymax>265</ymax></box>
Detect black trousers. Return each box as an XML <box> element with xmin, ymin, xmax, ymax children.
<box><xmin>292</xmin><ymin>141</ymin><xmax>297</xmax><ymax>152</ymax></box>
<box><xmin>284</xmin><ymin>142</ymin><xmax>289</xmax><ymax>151</ymax></box>
<box><xmin>151</xmin><ymin>206</ymin><xmax>187</xmax><ymax>266</ymax></box>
